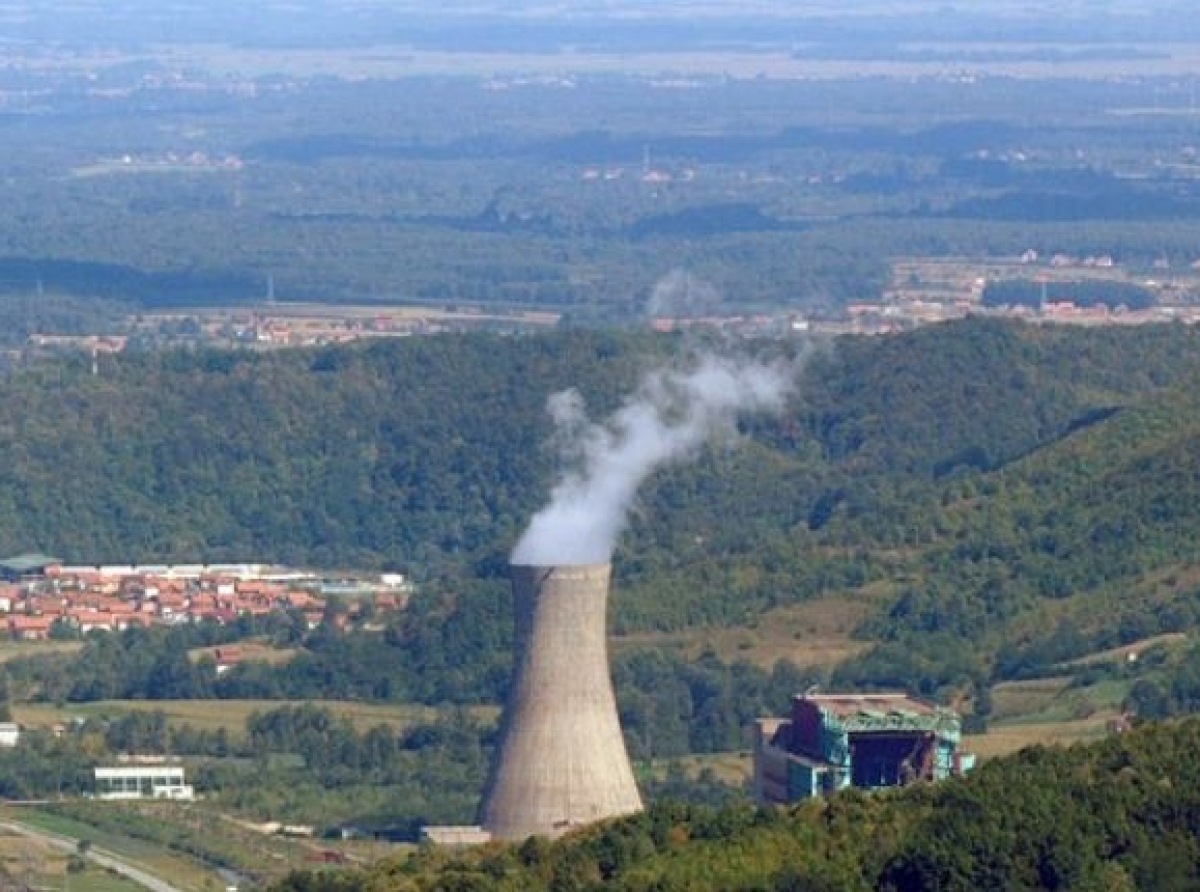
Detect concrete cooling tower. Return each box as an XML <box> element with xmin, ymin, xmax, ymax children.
<box><xmin>480</xmin><ymin>562</ymin><xmax>643</xmax><ymax>841</ymax></box>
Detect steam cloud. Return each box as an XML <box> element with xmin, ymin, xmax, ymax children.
<box><xmin>647</xmin><ymin>268</ymin><xmax>722</xmax><ymax>319</ymax></box>
<box><xmin>511</xmin><ymin>355</ymin><xmax>793</xmax><ymax>566</ymax></box>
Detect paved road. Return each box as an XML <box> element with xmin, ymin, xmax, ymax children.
<box><xmin>0</xmin><ymin>819</ymin><xmax>186</xmax><ymax>892</ymax></box>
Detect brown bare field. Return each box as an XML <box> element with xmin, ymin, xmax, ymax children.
<box><xmin>0</xmin><ymin>828</ymin><xmax>63</xmax><ymax>877</ymax></box>
<box><xmin>0</xmin><ymin>820</ymin><xmax>155</xmax><ymax>892</ymax></box>
<box><xmin>13</xmin><ymin>699</ymin><xmax>499</xmax><ymax>735</ymax></box>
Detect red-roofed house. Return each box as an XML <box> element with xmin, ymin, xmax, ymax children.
<box><xmin>10</xmin><ymin>615</ymin><xmax>56</xmax><ymax>640</ymax></box>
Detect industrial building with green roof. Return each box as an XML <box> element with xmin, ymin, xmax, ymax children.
<box><xmin>754</xmin><ymin>693</ymin><xmax>975</xmax><ymax>804</ymax></box>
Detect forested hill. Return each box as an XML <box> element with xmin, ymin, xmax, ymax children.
<box><xmin>843</xmin><ymin>344</ymin><xmax>1200</xmax><ymax>691</ymax></box>
<box><xmin>272</xmin><ymin>718</ymin><xmax>1200</xmax><ymax>892</ymax></box>
<box><xmin>0</xmin><ymin>331</ymin><xmax>670</xmax><ymax>569</ymax></box>
<box><xmin>3</xmin><ymin>320</ymin><xmax>1200</xmax><ymax>682</ymax></box>
<box><xmin>0</xmin><ymin>320</ymin><xmax>1193</xmax><ymax>570</ymax></box>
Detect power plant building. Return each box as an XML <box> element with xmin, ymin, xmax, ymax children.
<box><xmin>479</xmin><ymin>563</ymin><xmax>643</xmax><ymax>841</ymax></box>
<box><xmin>754</xmin><ymin>693</ymin><xmax>974</xmax><ymax>805</ymax></box>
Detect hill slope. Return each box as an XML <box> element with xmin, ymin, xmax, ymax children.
<box><xmin>270</xmin><ymin>718</ymin><xmax>1200</xmax><ymax>892</ymax></box>
<box><xmin>3</xmin><ymin>320</ymin><xmax>1200</xmax><ymax>683</ymax></box>
<box><xmin>850</xmin><ymin>363</ymin><xmax>1200</xmax><ymax>689</ymax></box>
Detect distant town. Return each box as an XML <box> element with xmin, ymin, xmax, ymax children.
<box><xmin>659</xmin><ymin>251</ymin><xmax>1200</xmax><ymax>337</ymax></box>
<box><xmin>12</xmin><ymin>250</ymin><xmax>1200</xmax><ymax>371</ymax></box>
<box><xmin>0</xmin><ymin>555</ymin><xmax>411</xmax><ymax>643</ymax></box>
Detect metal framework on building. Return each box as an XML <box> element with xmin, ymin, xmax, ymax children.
<box><xmin>754</xmin><ymin>693</ymin><xmax>975</xmax><ymax>805</ymax></box>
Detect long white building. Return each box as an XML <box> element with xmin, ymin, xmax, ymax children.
<box><xmin>94</xmin><ymin>765</ymin><xmax>194</xmax><ymax>800</ymax></box>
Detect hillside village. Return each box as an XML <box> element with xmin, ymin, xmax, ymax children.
<box><xmin>0</xmin><ymin>555</ymin><xmax>411</xmax><ymax>641</ymax></box>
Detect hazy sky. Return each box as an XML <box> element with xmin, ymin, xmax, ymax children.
<box><xmin>3</xmin><ymin>1</ymin><xmax>1197</xmax><ymax>64</ymax></box>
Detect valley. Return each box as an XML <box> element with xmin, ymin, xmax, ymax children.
<box><xmin>0</xmin><ymin>320</ymin><xmax>1190</xmax><ymax>885</ymax></box>
<box><xmin>0</xmin><ymin>1</ymin><xmax>1199</xmax><ymax>888</ymax></box>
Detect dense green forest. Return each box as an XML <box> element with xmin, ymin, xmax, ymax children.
<box><xmin>6</xmin><ymin>320</ymin><xmax>1200</xmax><ymax>710</ymax></box>
<box><xmin>270</xmin><ymin>718</ymin><xmax>1200</xmax><ymax>891</ymax></box>
<box><xmin>1</xmin><ymin>321</ymin><xmax>1194</xmax><ymax>579</ymax></box>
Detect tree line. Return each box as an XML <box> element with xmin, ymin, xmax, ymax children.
<box><xmin>272</xmin><ymin>718</ymin><xmax>1200</xmax><ymax>891</ymax></box>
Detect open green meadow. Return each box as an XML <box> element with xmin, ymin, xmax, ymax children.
<box><xmin>616</xmin><ymin>592</ymin><xmax>882</xmax><ymax>671</ymax></box>
<box><xmin>13</xmin><ymin>699</ymin><xmax>499</xmax><ymax>736</ymax></box>
<box><xmin>1</xmin><ymin>807</ymin><xmax>221</xmax><ymax>892</ymax></box>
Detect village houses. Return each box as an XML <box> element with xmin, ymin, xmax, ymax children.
<box><xmin>0</xmin><ymin>556</ymin><xmax>410</xmax><ymax>641</ymax></box>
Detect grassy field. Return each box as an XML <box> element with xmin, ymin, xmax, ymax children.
<box><xmin>3</xmin><ymin>806</ymin><xmax>222</xmax><ymax>892</ymax></box>
<box><xmin>0</xmin><ymin>828</ymin><xmax>145</xmax><ymax>892</ymax></box>
<box><xmin>20</xmin><ymin>801</ymin><xmax>340</xmax><ymax>886</ymax></box>
<box><xmin>0</xmin><ymin>640</ymin><xmax>84</xmax><ymax>663</ymax></box>
<box><xmin>187</xmin><ymin>641</ymin><xmax>300</xmax><ymax>666</ymax></box>
<box><xmin>616</xmin><ymin>589</ymin><xmax>885</xmax><ymax>670</ymax></box>
<box><xmin>991</xmin><ymin>677</ymin><xmax>1075</xmax><ymax>722</ymax></box>
<box><xmin>709</xmin><ymin>596</ymin><xmax>879</xmax><ymax>670</ymax></box>
<box><xmin>966</xmin><ymin>716</ymin><xmax>1117</xmax><ymax>761</ymax></box>
<box><xmin>971</xmin><ymin>670</ymin><xmax>1136</xmax><ymax>760</ymax></box>
<box><xmin>656</xmin><ymin>752</ymin><xmax>753</xmax><ymax>787</ymax></box>
<box><xmin>71</xmin><ymin>870</ymin><xmax>147</xmax><ymax>892</ymax></box>
<box><xmin>13</xmin><ymin>699</ymin><xmax>500</xmax><ymax>736</ymax></box>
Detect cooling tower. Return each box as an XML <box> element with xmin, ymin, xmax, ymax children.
<box><xmin>480</xmin><ymin>562</ymin><xmax>643</xmax><ymax>841</ymax></box>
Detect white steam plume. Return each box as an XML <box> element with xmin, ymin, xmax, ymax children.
<box><xmin>511</xmin><ymin>354</ymin><xmax>792</xmax><ymax>566</ymax></box>
<box><xmin>647</xmin><ymin>268</ymin><xmax>722</xmax><ymax>319</ymax></box>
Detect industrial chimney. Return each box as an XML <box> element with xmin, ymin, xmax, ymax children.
<box><xmin>480</xmin><ymin>562</ymin><xmax>643</xmax><ymax>841</ymax></box>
